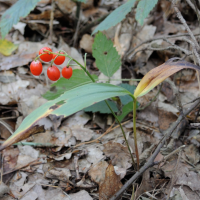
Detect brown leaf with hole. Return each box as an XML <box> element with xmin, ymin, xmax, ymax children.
<box><xmin>99</xmin><ymin>163</ymin><xmax>123</xmax><ymax>200</ymax></box>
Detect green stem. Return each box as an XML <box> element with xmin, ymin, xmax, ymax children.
<box><xmin>133</xmin><ymin>98</ymin><xmax>139</xmax><ymax>170</ymax></box>
<box><xmin>105</xmin><ymin>100</ymin><xmax>136</xmax><ymax>168</ymax></box>
<box><xmin>64</xmin><ymin>53</ymin><xmax>136</xmax><ymax>167</ymax></box>
<box><xmin>67</xmin><ymin>55</ymin><xmax>96</xmax><ymax>82</ymax></box>
<box><xmin>34</xmin><ymin>53</ymin><xmax>47</xmax><ymax>61</ymax></box>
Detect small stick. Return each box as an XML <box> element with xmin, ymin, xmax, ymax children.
<box><xmin>172</xmin><ymin>0</ymin><xmax>200</xmax><ymax>50</ymax></box>
<box><xmin>125</xmin><ymin>33</ymin><xmax>200</xmax><ymax>60</ymax></box>
<box><xmin>49</xmin><ymin>0</ymin><xmax>55</xmax><ymax>44</ymax></box>
<box><xmin>73</xmin><ymin>2</ymin><xmax>81</xmax><ymax>47</ymax></box>
<box><xmin>74</xmin><ymin>156</ymin><xmax>80</xmax><ymax>180</ymax></box>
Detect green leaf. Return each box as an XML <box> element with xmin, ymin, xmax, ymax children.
<box><xmin>43</xmin><ymin>69</ymin><xmax>98</xmax><ymax>100</ymax></box>
<box><xmin>76</xmin><ymin>0</ymin><xmax>86</xmax><ymax>2</ymax></box>
<box><xmin>92</xmin><ymin>32</ymin><xmax>121</xmax><ymax>77</ymax></box>
<box><xmin>84</xmin><ymin>100</ymin><xmax>118</xmax><ymax>114</ymax></box>
<box><xmin>92</xmin><ymin>0</ymin><xmax>136</xmax><ymax>34</ymax></box>
<box><xmin>0</xmin><ymin>83</ymin><xmax>133</xmax><ymax>151</ymax></box>
<box><xmin>118</xmin><ymin>83</ymin><xmax>136</xmax><ymax>105</ymax></box>
<box><xmin>84</xmin><ymin>83</ymin><xmax>136</xmax><ymax>114</ymax></box>
<box><xmin>0</xmin><ymin>39</ymin><xmax>18</xmax><ymax>56</ymax></box>
<box><xmin>118</xmin><ymin>101</ymin><xmax>133</xmax><ymax>122</ymax></box>
<box><xmin>136</xmin><ymin>0</ymin><xmax>158</xmax><ymax>25</ymax></box>
<box><xmin>0</xmin><ymin>0</ymin><xmax>41</xmax><ymax>38</ymax></box>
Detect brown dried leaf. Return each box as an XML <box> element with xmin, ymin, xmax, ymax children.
<box><xmin>3</xmin><ymin>147</ymin><xmax>19</xmax><ymax>173</ymax></box>
<box><xmin>2</xmin><ymin>147</ymin><xmax>19</xmax><ymax>183</ymax></box>
<box><xmin>45</xmin><ymin>168</ymin><xmax>71</xmax><ymax>182</ymax></box>
<box><xmin>103</xmin><ymin>141</ymin><xmax>132</xmax><ymax>169</ymax></box>
<box><xmin>88</xmin><ymin>161</ymin><xmax>108</xmax><ymax>185</ymax></box>
<box><xmin>80</xmin><ymin>34</ymin><xmax>94</xmax><ymax>53</ymax></box>
<box><xmin>184</xmin><ymin>144</ymin><xmax>200</xmax><ymax>165</ymax></box>
<box><xmin>99</xmin><ymin>163</ymin><xmax>123</xmax><ymax>200</ymax></box>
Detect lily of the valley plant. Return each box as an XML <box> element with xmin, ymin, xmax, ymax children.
<box><xmin>0</xmin><ymin>57</ymin><xmax>199</xmax><ymax>171</ymax></box>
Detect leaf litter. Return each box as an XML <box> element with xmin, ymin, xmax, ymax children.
<box><xmin>1</xmin><ymin>0</ymin><xmax>200</xmax><ymax>200</ymax></box>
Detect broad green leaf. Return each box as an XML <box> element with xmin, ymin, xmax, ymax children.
<box><xmin>134</xmin><ymin>59</ymin><xmax>200</xmax><ymax>98</ymax></box>
<box><xmin>92</xmin><ymin>32</ymin><xmax>121</xmax><ymax>77</ymax></box>
<box><xmin>92</xmin><ymin>0</ymin><xmax>136</xmax><ymax>34</ymax></box>
<box><xmin>0</xmin><ymin>39</ymin><xmax>18</xmax><ymax>56</ymax></box>
<box><xmin>0</xmin><ymin>83</ymin><xmax>133</xmax><ymax>151</ymax></box>
<box><xmin>84</xmin><ymin>100</ymin><xmax>118</xmax><ymax>114</ymax></box>
<box><xmin>84</xmin><ymin>83</ymin><xmax>137</xmax><ymax>116</ymax></box>
<box><xmin>43</xmin><ymin>69</ymin><xmax>98</xmax><ymax>100</ymax></box>
<box><xmin>0</xmin><ymin>0</ymin><xmax>41</xmax><ymax>38</ymax></box>
<box><xmin>136</xmin><ymin>0</ymin><xmax>158</xmax><ymax>25</ymax></box>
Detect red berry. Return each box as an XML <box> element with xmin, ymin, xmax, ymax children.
<box><xmin>53</xmin><ymin>52</ymin><xmax>65</xmax><ymax>65</ymax></box>
<box><xmin>39</xmin><ymin>47</ymin><xmax>53</xmax><ymax>62</ymax></box>
<box><xmin>47</xmin><ymin>66</ymin><xmax>60</xmax><ymax>81</ymax></box>
<box><xmin>30</xmin><ymin>60</ymin><xmax>43</xmax><ymax>76</ymax></box>
<box><xmin>62</xmin><ymin>66</ymin><xmax>73</xmax><ymax>79</ymax></box>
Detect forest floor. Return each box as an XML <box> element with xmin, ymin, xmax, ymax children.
<box><xmin>1</xmin><ymin>0</ymin><xmax>200</xmax><ymax>199</ymax></box>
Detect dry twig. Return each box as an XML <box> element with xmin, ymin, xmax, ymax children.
<box><xmin>171</xmin><ymin>0</ymin><xmax>200</xmax><ymax>50</ymax></box>
<box><xmin>125</xmin><ymin>33</ymin><xmax>200</xmax><ymax>60</ymax></box>
<box><xmin>49</xmin><ymin>0</ymin><xmax>55</xmax><ymax>44</ymax></box>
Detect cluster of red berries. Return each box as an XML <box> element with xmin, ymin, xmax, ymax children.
<box><xmin>30</xmin><ymin>47</ymin><xmax>73</xmax><ymax>81</ymax></box>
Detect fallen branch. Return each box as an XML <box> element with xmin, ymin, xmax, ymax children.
<box><xmin>125</xmin><ymin>33</ymin><xmax>200</xmax><ymax>60</ymax></box>
<box><xmin>128</xmin><ymin>44</ymin><xmax>192</xmax><ymax>61</ymax></box>
<box><xmin>110</xmin><ymin>98</ymin><xmax>200</xmax><ymax>200</ymax></box>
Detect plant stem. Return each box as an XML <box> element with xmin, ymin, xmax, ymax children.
<box><xmin>133</xmin><ymin>98</ymin><xmax>139</xmax><ymax>170</ymax></box>
<box><xmin>67</xmin><ymin>54</ymin><xmax>136</xmax><ymax>167</ymax></box>
<box><xmin>105</xmin><ymin>100</ymin><xmax>136</xmax><ymax>168</ymax></box>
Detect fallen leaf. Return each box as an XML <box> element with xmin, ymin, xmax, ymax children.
<box><xmin>103</xmin><ymin>141</ymin><xmax>132</xmax><ymax>170</ymax></box>
<box><xmin>13</xmin><ymin>22</ymin><xmax>26</xmax><ymax>35</ymax></box>
<box><xmin>88</xmin><ymin>161</ymin><xmax>108</xmax><ymax>184</ymax></box>
<box><xmin>80</xmin><ymin>34</ymin><xmax>94</xmax><ymax>53</ymax></box>
<box><xmin>69</xmin><ymin>190</ymin><xmax>93</xmax><ymax>200</ymax></box>
<box><xmin>0</xmin><ymin>70</ymin><xmax>16</xmax><ymax>83</ymax></box>
<box><xmin>184</xmin><ymin>144</ymin><xmax>200</xmax><ymax>165</ymax></box>
<box><xmin>10</xmin><ymin>172</ymin><xmax>35</xmax><ymax>198</ymax></box>
<box><xmin>129</xmin><ymin>25</ymin><xmax>157</xmax><ymax>62</ymax></box>
<box><xmin>20</xmin><ymin>190</ymin><xmax>38</xmax><ymax>200</ymax></box>
<box><xmin>0</xmin><ymin>39</ymin><xmax>18</xmax><ymax>56</ymax></box>
<box><xmin>86</xmin><ymin>146</ymin><xmax>104</xmax><ymax>164</ymax></box>
<box><xmin>2</xmin><ymin>147</ymin><xmax>19</xmax><ymax>183</ymax></box>
<box><xmin>0</xmin><ymin>182</ymin><xmax>10</xmax><ymax>198</ymax></box>
<box><xmin>99</xmin><ymin>163</ymin><xmax>123</xmax><ymax>200</ymax></box>
<box><xmin>45</xmin><ymin>168</ymin><xmax>71</xmax><ymax>182</ymax></box>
